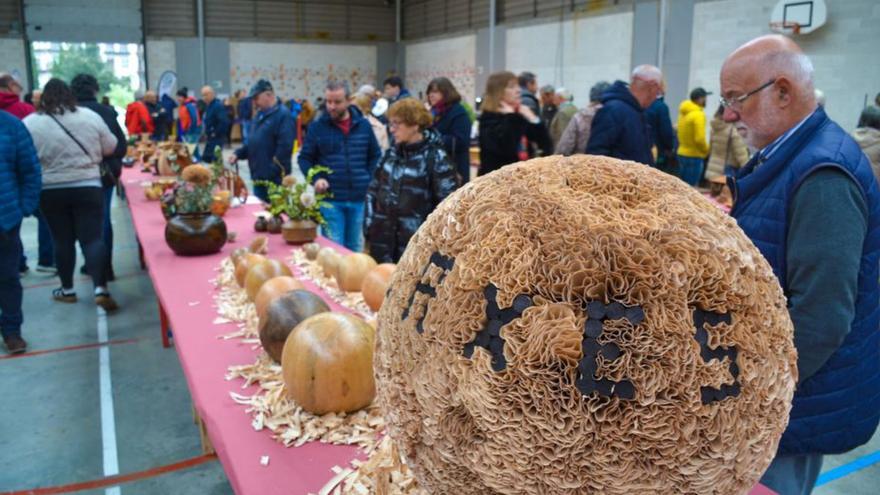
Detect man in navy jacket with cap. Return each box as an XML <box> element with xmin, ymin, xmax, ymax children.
<box><xmin>230</xmin><ymin>80</ymin><xmax>294</xmax><ymax>202</ymax></box>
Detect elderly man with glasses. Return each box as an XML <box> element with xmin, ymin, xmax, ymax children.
<box><xmin>721</xmin><ymin>35</ymin><xmax>880</xmax><ymax>495</ymax></box>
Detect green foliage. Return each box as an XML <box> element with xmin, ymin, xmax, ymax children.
<box><xmin>174</xmin><ymin>182</ymin><xmax>214</xmax><ymax>214</ymax></box>
<box><xmin>48</xmin><ymin>44</ymin><xmax>130</xmax><ymax>96</ymax></box>
<box><xmin>256</xmin><ymin>166</ymin><xmax>333</xmax><ymax>225</ymax></box>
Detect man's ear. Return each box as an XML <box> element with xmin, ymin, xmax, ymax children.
<box><xmin>774</xmin><ymin>77</ymin><xmax>794</xmax><ymax>108</ymax></box>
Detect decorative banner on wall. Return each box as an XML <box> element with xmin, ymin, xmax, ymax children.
<box><xmin>405</xmin><ymin>34</ymin><xmax>477</xmax><ymax>106</ymax></box>
<box><xmin>230</xmin><ymin>42</ymin><xmax>377</xmax><ymax>102</ymax></box>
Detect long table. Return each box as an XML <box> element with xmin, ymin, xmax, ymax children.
<box><xmin>122</xmin><ymin>167</ymin><xmax>361</xmax><ymax>494</ymax></box>
<box><xmin>121</xmin><ymin>166</ymin><xmax>776</xmax><ymax>495</ymax></box>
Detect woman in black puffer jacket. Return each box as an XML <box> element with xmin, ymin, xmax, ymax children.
<box><xmin>365</xmin><ymin>98</ymin><xmax>458</xmax><ymax>263</ymax></box>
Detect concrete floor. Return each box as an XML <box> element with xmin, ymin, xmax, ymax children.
<box><xmin>1</xmin><ymin>154</ymin><xmax>878</xmax><ymax>494</ymax></box>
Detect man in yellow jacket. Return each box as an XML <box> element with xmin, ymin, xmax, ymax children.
<box><xmin>676</xmin><ymin>87</ymin><xmax>711</xmax><ymax>186</ymax></box>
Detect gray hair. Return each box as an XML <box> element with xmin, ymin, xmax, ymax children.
<box><xmin>555</xmin><ymin>87</ymin><xmax>572</xmax><ymax>101</ymax></box>
<box><xmin>326</xmin><ymin>80</ymin><xmax>350</xmax><ymax>98</ymax></box>
<box><xmin>631</xmin><ymin>65</ymin><xmax>662</xmax><ymax>84</ymax></box>
<box><xmin>356</xmin><ymin>84</ymin><xmax>375</xmax><ymax>96</ymax></box>
<box><xmin>814</xmin><ymin>88</ymin><xmax>825</xmax><ymax>107</ymax></box>
<box><xmin>763</xmin><ymin>50</ymin><xmax>815</xmax><ymax>95</ymax></box>
<box><xmin>540</xmin><ymin>84</ymin><xmax>556</xmax><ymax>95</ymax></box>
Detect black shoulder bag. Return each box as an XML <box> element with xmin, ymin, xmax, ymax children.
<box><xmin>48</xmin><ymin>113</ymin><xmax>117</xmax><ymax>187</ymax></box>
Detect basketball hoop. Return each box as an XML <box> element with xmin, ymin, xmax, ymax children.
<box><xmin>769</xmin><ymin>21</ymin><xmax>802</xmax><ymax>35</ymax></box>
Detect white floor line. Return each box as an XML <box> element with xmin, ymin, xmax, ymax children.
<box><xmin>97</xmin><ymin>305</ymin><xmax>121</xmax><ymax>495</ymax></box>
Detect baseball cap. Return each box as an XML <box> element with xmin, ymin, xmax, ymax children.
<box><xmin>249</xmin><ymin>79</ymin><xmax>273</xmax><ymax>98</ymax></box>
<box><xmin>690</xmin><ymin>87</ymin><xmax>713</xmax><ymax>100</ymax></box>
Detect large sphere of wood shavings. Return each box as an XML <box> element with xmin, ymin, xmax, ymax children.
<box><xmin>374</xmin><ymin>156</ymin><xmax>797</xmax><ymax>494</ymax></box>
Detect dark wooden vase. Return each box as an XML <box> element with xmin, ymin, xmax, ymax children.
<box><xmin>165</xmin><ymin>212</ymin><xmax>227</xmax><ymax>256</ymax></box>
<box><xmin>282</xmin><ymin>219</ymin><xmax>318</xmax><ymax>244</ymax></box>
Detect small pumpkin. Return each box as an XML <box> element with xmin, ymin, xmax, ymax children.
<box><xmin>254</xmin><ymin>276</ymin><xmax>305</xmax><ymax>322</ymax></box>
<box><xmin>245</xmin><ymin>259</ymin><xmax>293</xmax><ymax>301</ymax></box>
<box><xmin>260</xmin><ymin>290</ymin><xmax>330</xmax><ymax>362</ymax></box>
<box><xmin>230</xmin><ymin>247</ymin><xmax>249</xmax><ymax>267</ymax></box>
<box><xmin>235</xmin><ymin>253</ymin><xmax>266</xmax><ymax>287</ymax></box>
<box><xmin>281</xmin><ymin>313</ymin><xmax>376</xmax><ymax>414</ymax></box>
<box><xmin>317</xmin><ymin>247</ymin><xmax>341</xmax><ymax>279</ymax></box>
<box><xmin>335</xmin><ymin>253</ymin><xmax>378</xmax><ymax>292</ymax></box>
<box><xmin>361</xmin><ymin>263</ymin><xmax>396</xmax><ymax>311</ymax></box>
<box><xmin>303</xmin><ymin>242</ymin><xmax>321</xmax><ymax>261</ymax></box>
<box><xmin>249</xmin><ymin>235</ymin><xmax>269</xmax><ymax>254</ymax></box>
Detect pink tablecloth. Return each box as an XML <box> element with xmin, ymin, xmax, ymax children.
<box><xmin>121</xmin><ymin>167</ymin><xmax>775</xmax><ymax>495</ymax></box>
<box><xmin>122</xmin><ymin>168</ymin><xmax>359</xmax><ymax>495</ymax></box>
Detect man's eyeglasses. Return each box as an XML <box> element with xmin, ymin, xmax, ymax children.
<box><xmin>720</xmin><ymin>79</ymin><xmax>776</xmax><ymax>111</ymax></box>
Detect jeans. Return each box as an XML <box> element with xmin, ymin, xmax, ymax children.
<box><xmin>19</xmin><ymin>210</ymin><xmax>55</xmax><ymax>269</ymax></box>
<box><xmin>677</xmin><ymin>155</ymin><xmax>705</xmax><ymax>186</ymax></box>
<box><xmin>201</xmin><ymin>137</ymin><xmax>225</xmax><ymax>164</ymax></box>
<box><xmin>41</xmin><ymin>187</ymin><xmax>108</xmax><ymax>289</ymax></box>
<box><xmin>321</xmin><ymin>200</ymin><xmax>365</xmax><ymax>252</ymax></box>
<box><xmin>253</xmin><ymin>184</ymin><xmax>269</xmax><ymax>204</ymax></box>
<box><xmin>79</xmin><ymin>184</ymin><xmax>114</xmax><ymax>272</ymax></box>
<box><xmin>760</xmin><ymin>454</ymin><xmax>823</xmax><ymax>495</ymax></box>
<box><xmin>241</xmin><ymin>119</ymin><xmax>251</xmax><ymax>145</ymax></box>
<box><xmin>0</xmin><ymin>224</ymin><xmax>23</xmax><ymax>338</ymax></box>
<box><xmin>724</xmin><ymin>164</ymin><xmax>739</xmax><ymax>178</ymax></box>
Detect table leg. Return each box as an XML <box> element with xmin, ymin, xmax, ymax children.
<box><xmin>159</xmin><ymin>301</ymin><xmax>172</xmax><ymax>348</ymax></box>
<box><xmin>138</xmin><ymin>239</ymin><xmax>146</xmax><ymax>270</ymax></box>
<box><xmin>192</xmin><ymin>405</ymin><xmax>216</xmax><ymax>455</ymax></box>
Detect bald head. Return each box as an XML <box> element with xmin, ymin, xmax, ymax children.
<box><xmin>200</xmin><ymin>85</ymin><xmax>215</xmax><ymax>103</ymax></box>
<box><xmin>629</xmin><ymin>65</ymin><xmax>663</xmax><ymax>109</ymax></box>
<box><xmin>720</xmin><ymin>35</ymin><xmax>817</xmax><ymax>149</ymax></box>
<box><xmin>144</xmin><ymin>90</ymin><xmax>157</xmax><ymax>104</ymax></box>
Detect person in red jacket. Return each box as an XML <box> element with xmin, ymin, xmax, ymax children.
<box><xmin>125</xmin><ymin>91</ymin><xmax>154</xmax><ymax>136</ymax></box>
<box><xmin>0</xmin><ymin>73</ymin><xmax>34</xmax><ymax>119</ymax></box>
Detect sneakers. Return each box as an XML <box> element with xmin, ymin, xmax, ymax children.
<box><xmin>95</xmin><ymin>292</ymin><xmax>119</xmax><ymax>312</ymax></box>
<box><xmin>3</xmin><ymin>335</ymin><xmax>27</xmax><ymax>354</ymax></box>
<box><xmin>52</xmin><ymin>287</ymin><xmax>77</xmax><ymax>303</ymax></box>
<box><xmin>36</xmin><ymin>264</ymin><xmax>57</xmax><ymax>274</ymax></box>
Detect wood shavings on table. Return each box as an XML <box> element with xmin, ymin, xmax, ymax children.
<box><xmin>213</xmin><ymin>257</ymin><xmax>260</xmax><ymax>339</ymax></box>
<box><xmin>311</xmin><ymin>436</ymin><xmax>426</xmax><ymax>495</ymax></box>
<box><xmin>289</xmin><ymin>249</ymin><xmax>376</xmax><ymax>319</ymax></box>
<box><xmin>226</xmin><ymin>354</ymin><xmax>385</xmax><ymax>451</ymax></box>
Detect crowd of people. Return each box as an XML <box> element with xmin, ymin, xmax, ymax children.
<box><xmin>3</xmin><ymin>32</ymin><xmax>880</xmax><ymax>494</ymax></box>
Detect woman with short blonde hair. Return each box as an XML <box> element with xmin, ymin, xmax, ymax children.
<box><xmin>365</xmin><ymin>98</ymin><xmax>458</xmax><ymax>262</ymax></box>
<box><xmin>352</xmin><ymin>93</ymin><xmax>389</xmax><ymax>151</ymax></box>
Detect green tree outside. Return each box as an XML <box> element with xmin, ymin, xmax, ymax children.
<box><xmin>46</xmin><ymin>43</ymin><xmax>134</xmax><ymax>109</ymax></box>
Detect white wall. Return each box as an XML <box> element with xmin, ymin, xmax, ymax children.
<box><xmin>690</xmin><ymin>0</ymin><xmax>880</xmax><ymax>132</ymax></box>
<box><xmin>0</xmin><ymin>38</ymin><xmax>29</xmax><ymax>90</ymax></box>
<box><xmin>229</xmin><ymin>42</ymin><xmax>377</xmax><ymax>102</ymax></box>
<box><xmin>405</xmin><ymin>33</ymin><xmax>477</xmax><ymax>105</ymax></box>
<box><xmin>505</xmin><ymin>11</ymin><xmax>634</xmax><ymax>107</ymax></box>
<box><xmin>145</xmin><ymin>38</ymin><xmax>175</xmax><ymax>91</ymax></box>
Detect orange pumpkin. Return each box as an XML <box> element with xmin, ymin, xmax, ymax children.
<box><xmin>235</xmin><ymin>253</ymin><xmax>266</xmax><ymax>287</ymax></box>
<box><xmin>335</xmin><ymin>253</ymin><xmax>378</xmax><ymax>292</ymax></box>
<box><xmin>244</xmin><ymin>259</ymin><xmax>293</xmax><ymax>301</ymax></box>
<box><xmin>254</xmin><ymin>276</ymin><xmax>305</xmax><ymax>322</ymax></box>
<box><xmin>281</xmin><ymin>313</ymin><xmax>376</xmax><ymax>414</ymax></box>
<box><xmin>361</xmin><ymin>263</ymin><xmax>396</xmax><ymax>311</ymax></box>
<box><xmin>260</xmin><ymin>290</ymin><xmax>330</xmax><ymax>362</ymax></box>
<box><xmin>317</xmin><ymin>247</ymin><xmax>341</xmax><ymax>279</ymax></box>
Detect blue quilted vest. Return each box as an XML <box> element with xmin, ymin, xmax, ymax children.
<box><xmin>729</xmin><ymin>108</ymin><xmax>880</xmax><ymax>455</ymax></box>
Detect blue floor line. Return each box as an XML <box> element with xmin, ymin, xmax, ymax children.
<box><xmin>815</xmin><ymin>449</ymin><xmax>880</xmax><ymax>486</ymax></box>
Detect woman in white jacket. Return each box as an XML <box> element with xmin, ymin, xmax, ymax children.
<box><xmin>23</xmin><ymin>78</ymin><xmax>119</xmax><ymax>311</ymax></box>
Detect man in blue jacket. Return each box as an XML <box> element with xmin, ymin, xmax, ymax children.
<box><xmin>299</xmin><ymin>81</ymin><xmax>381</xmax><ymax>252</ymax></box>
<box><xmin>0</xmin><ymin>110</ymin><xmax>42</xmax><ymax>354</ymax></box>
<box><xmin>230</xmin><ymin>80</ymin><xmax>294</xmax><ymax>202</ymax></box>
<box><xmin>586</xmin><ymin>65</ymin><xmax>663</xmax><ymax>165</ymax></box>
<box><xmin>722</xmin><ymin>35</ymin><xmax>880</xmax><ymax>495</ymax></box>
<box><xmin>644</xmin><ymin>87</ymin><xmax>677</xmax><ymax>174</ymax></box>
<box><xmin>200</xmin><ymin>85</ymin><xmax>230</xmax><ymax>164</ymax></box>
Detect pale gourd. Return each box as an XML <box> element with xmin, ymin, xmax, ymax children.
<box><xmin>335</xmin><ymin>253</ymin><xmax>378</xmax><ymax>292</ymax></box>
